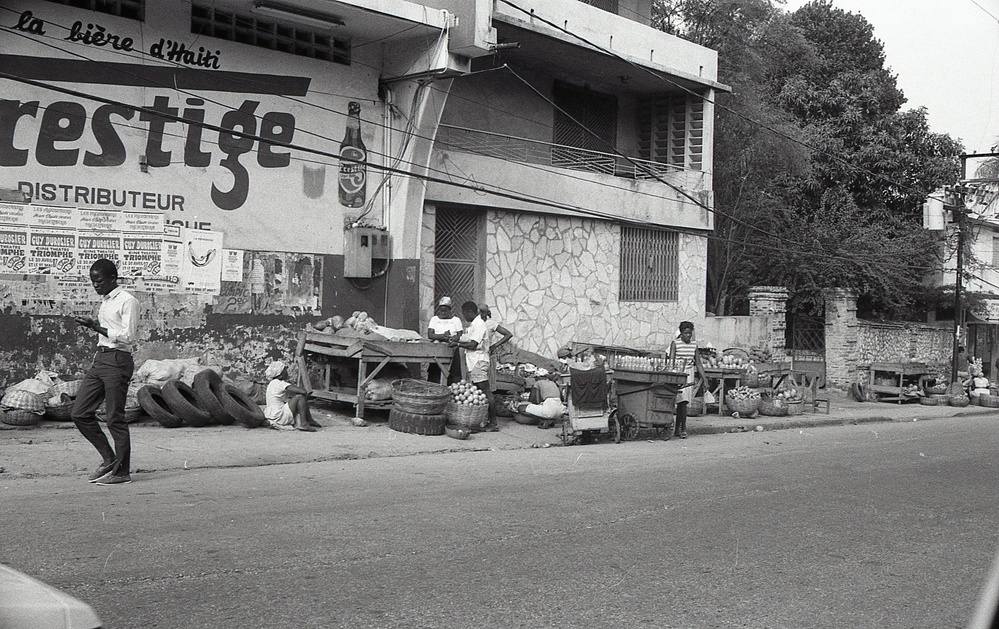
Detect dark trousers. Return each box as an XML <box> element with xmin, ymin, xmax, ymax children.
<box><xmin>72</xmin><ymin>350</ymin><xmax>134</xmax><ymax>474</ymax></box>
<box><xmin>674</xmin><ymin>401</ymin><xmax>688</xmax><ymax>435</ymax></box>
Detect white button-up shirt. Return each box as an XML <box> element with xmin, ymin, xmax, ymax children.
<box><xmin>97</xmin><ymin>286</ymin><xmax>139</xmax><ymax>353</ymax></box>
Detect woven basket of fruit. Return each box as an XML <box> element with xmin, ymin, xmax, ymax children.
<box><xmin>979</xmin><ymin>394</ymin><xmax>999</xmax><ymax>408</ymax></box>
<box><xmin>949</xmin><ymin>394</ymin><xmax>970</xmax><ymax>407</ymax></box>
<box><xmin>919</xmin><ymin>396</ymin><xmax>937</xmax><ymax>406</ymax></box>
<box><xmin>445</xmin><ymin>399</ymin><xmax>489</xmax><ymax>429</ymax></box>
<box><xmin>725</xmin><ymin>386</ymin><xmax>760</xmax><ymax>415</ymax></box>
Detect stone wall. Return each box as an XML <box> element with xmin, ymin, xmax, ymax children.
<box><xmin>484</xmin><ymin>211</ymin><xmax>706</xmax><ymax>357</ymax></box>
<box><xmin>824</xmin><ymin>288</ymin><xmax>953</xmax><ymax>388</ymax></box>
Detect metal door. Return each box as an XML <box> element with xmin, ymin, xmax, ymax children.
<box><xmin>434</xmin><ymin>207</ymin><xmax>483</xmax><ymax>310</ymax></box>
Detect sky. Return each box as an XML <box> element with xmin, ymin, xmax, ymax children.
<box><xmin>781</xmin><ymin>0</ymin><xmax>999</xmax><ymax>170</ymax></box>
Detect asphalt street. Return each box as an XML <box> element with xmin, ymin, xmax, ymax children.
<box><xmin>2</xmin><ymin>416</ymin><xmax>998</xmax><ymax>628</ymax></box>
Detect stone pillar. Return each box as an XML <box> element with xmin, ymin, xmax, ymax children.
<box><xmin>824</xmin><ymin>288</ymin><xmax>859</xmax><ymax>389</ymax></box>
<box><xmin>748</xmin><ymin>286</ymin><xmax>789</xmax><ymax>361</ymax></box>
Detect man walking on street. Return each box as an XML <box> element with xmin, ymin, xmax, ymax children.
<box><xmin>71</xmin><ymin>259</ymin><xmax>139</xmax><ymax>486</ymax></box>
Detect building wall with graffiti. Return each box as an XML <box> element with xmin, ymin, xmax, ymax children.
<box><xmin>0</xmin><ymin>0</ymin><xmax>440</xmax><ymax>384</ymax></box>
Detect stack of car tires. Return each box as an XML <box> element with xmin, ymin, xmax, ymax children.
<box><xmin>137</xmin><ymin>369</ymin><xmax>266</xmax><ymax>428</ymax></box>
<box><xmin>388</xmin><ymin>379</ymin><xmax>449</xmax><ymax>436</ymax></box>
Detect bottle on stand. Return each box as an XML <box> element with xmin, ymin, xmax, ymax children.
<box><xmin>339</xmin><ymin>101</ymin><xmax>367</xmax><ymax>209</ymax></box>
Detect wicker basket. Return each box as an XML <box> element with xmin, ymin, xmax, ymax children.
<box><xmin>45</xmin><ymin>402</ymin><xmax>75</xmax><ymax>421</ymax></box>
<box><xmin>725</xmin><ymin>395</ymin><xmax>760</xmax><ymax>416</ymax></box>
<box><xmin>786</xmin><ymin>399</ymin><xmax>804</xmax><ymax>416</ymax></box>
<box><xmin>512</xmin><ymin>411</ymin><xmax>540</xmax><ymax>426</ymax></box>
<box><xmin>919</xmin><ymin>396</ymin><xmax>938</xmax><ymax>406</ymax></box>
<box><xmin>758</xmin><ymin>396</ymin><xmax>788</xmax><ymax>417</ymax></box>
<box><xmin>924</xmin><ymin>384</ymin><xmax>947</xmax><ymax>396</ymax></box>
<box><xmin>979</xmin><ymin>394</ymin><xmax>999</xmax><ymax>408</ymax></box>
<box><xmin>444</xmin><ymin>400</ymin><xmax>489</xmax><ymax>429</ymax></box>
<box><xmin>51</xmin><ymin>379</ymin><xmax>82</xmax><ymax>398</ymax></box>
<box><xmin>743</xmin><ymin>371</ymin><xmax>761</xmax><ymax>388</ymax></box>
<box><xmin>687</xmin><ymin>397</ymin><xmax>703</xmax><ymax>417</ymax></box>
<box><xmin>931</xmin><ymin>394</ymin><xmax>951</xmax><ymax>406</ymax></box>
<box><xmin>949</xmin><ymin>394</ymin><xmax>970</xmax><ymax>407</ymax></box>
<box><xmin>391</xmin><ymin>379</ymin><xmax>451</xmax><ymax>415</ymax></box>
<box><xmin>1</xmin><ymin>408</ymin><xmax>43</xmax><ymax>426</ymax></box>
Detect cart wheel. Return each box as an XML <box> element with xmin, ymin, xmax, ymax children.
<box><xmin>608</xmin><ymin>410</ymin><xmax>621</xmax><ymax>444</ymax></box>
<box><xmin>619</xmin><ymin>413</ymin><xmax>639</xmax><ymax>441</ymax></box>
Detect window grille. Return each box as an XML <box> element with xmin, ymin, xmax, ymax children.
<box><xmin>993</xmin><ymin>237</ymin><xmax>999</xmax><ymax>268</ymax></box>
<box><xmin>552</xmin><ymin>82</ymin><xmax>617</xmax><ymax>169</ymax></box>
<box><xmin>619</xmin><ymin>226</ymin><xmax>679</xmax><ymax>302</ymax></box>
<box><xmin>191</xmin><ymin>4</ymin><xmax>350</xmax><ymax>65</ymax></box>
<box><xmin>434</xmin><ymin>208</ymin><xmax>481</xmax><ymax>309</ymax></box>
<box><xmin>43</xmin><ymin>0</ymin><xmax>144</xmax><ymax>20</ymax></box>
<box><xmin>638</xmin><ymin>94</ymin><xmax>704</xmax><ymax>171</ymax></box>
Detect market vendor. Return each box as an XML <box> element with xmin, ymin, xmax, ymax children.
<box><xmin>263</xmin><ymin>361</ymin><xmax>320</xmax><ymax>432</ymax></box>
<box><xmin>427</xmin><ymin>296</ymin><xmax>463</xmax><ymax>384</ymax></box>
<box><xmin>453</xmin><ymin>301</ymin><xmax>497</xmax><ymax>431</ymax></box>
<box><xmin>481</xmin><ymin>304</ymin><xmax>513</xmax><ymax>390</ymax></box>
<box><xmin>668</xmin><ymin>321</ymin><xmax>703</xmax><ymax>440</ymax></box>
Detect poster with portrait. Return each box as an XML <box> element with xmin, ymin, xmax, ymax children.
<box><xmin>180</xmin><ymin>228</ymin><xmax>223</xmax><ymax>294</ymax></box>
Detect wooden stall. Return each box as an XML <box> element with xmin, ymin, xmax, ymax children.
<box><xmin>295</xmin><ymin>331</ymin><xmax>453</xmax><ymax>418</ymax></box>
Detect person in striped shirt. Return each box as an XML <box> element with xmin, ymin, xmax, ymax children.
<box><xmin>668</xmin><ymin>321</ymin><xmax>700</xmax><ymax>439</ymax></box>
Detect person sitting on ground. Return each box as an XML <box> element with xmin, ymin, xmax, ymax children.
<box><xmin>263</xmin><ymin>361</ymin><xmax>320</xmax><ymax>432</ymax></box>
<box><xmin>970</xmin><ymin>364</ymin><xmax>990</xmax><ymax>398</ymax></box>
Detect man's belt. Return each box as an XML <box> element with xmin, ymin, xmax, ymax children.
<box><xmin>96</xmin><ymin>346</ymin><xmax>129</xmax><ymax>353</ymax></box>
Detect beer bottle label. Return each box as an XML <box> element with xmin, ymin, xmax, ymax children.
<box><xmin>339</xmin><ymin>146</ymin><xmax>366</xmax><ymax>196</ymax></box>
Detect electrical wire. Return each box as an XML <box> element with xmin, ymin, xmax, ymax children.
<box><xmin>0</xmin><ymin>7</ymin><xmax>950</xmax><ymax>274</ymax></box>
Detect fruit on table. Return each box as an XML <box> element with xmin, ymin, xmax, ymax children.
<box><xmin>726</xmin><ymin>386</ymin><xmax>760</xmax><ymax>400</ymax></box>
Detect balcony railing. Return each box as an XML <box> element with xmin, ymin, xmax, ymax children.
<box><xmin>436</xmin><ymin>124</ymin><xmax>688</xmax><ymax>183</ymax></box>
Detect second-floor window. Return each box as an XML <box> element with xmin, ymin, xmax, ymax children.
<box><xmin>637</xmin><ymin>94</ymin><xmax>703</xmax><ymax>171</ymax></box>
<box><xmin>552</xmin><ymin>81</ymin><xmax>618</xmax><ymax>168</ymax></box>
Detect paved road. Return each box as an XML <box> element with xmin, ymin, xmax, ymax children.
<box><xmin>2</xmin><ymin>417</ymin><xmax>998</xmax><ymax>628</ymax></box>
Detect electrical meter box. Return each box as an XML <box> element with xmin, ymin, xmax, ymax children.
<box><xmin>344</xmin><ymin>227</ymin><xmax>390</xmax><ymax>278</ymax></box>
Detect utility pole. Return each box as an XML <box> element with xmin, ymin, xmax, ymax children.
<box><xmin>950</xmin><ymin>152</ymin><xmax>999</xmax><ymax>384</ymax></box>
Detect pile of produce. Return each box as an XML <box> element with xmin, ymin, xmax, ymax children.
<box><xmin>314</xmin><ymin>311</ymin><xmax>379</xmax><ymax>333</ymax></box>
<box><xmin>725</xmin><ymin>386</ymin><xmax>760</xmax><ymax>401</ymax></box>
<box><xmin>773</xmin><ymin>387</ymin><xmax>801</xmax><ymax>402</ymax></box>
<box><xmin>748</xmin><ymin>346</ymin><xmax>772</xmax><ymax>363</ymax></box>
<box><xmin>449</xmin><ymin>380</ymin><xmax>489</xmax><ymax>406</ymax></box>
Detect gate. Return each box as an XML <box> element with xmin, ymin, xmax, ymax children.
<box><xmin>786</xmin><ymin>313</ymin><xmax>826</xmax><ymax>379</ymax></box>
<box><xmin>433</xmin><ymin>207</ymin><xmax>483</xmax><ymax>310</ymax></box>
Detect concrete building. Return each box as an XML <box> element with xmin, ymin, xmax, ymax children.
<box><xmin>0</xmin><ymin>0</ymin><xmax>722</xmax><ymax>381</ymax></box>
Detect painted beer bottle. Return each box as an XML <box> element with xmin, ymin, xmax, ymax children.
<box><xmin>338</xmin><ymin>101</ymin><xmax>367</xmax><ymax>208</ymax></box>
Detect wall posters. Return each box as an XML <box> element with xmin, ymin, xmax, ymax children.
<box><xmin>0</xmin><ymin>202</ymin><xmax>224</xmax><ymax>295</ymax></box>
<box><xmin>0</xmin><ymin>203</ymin><xmax>29</xmax><ymax>272</ymax></box>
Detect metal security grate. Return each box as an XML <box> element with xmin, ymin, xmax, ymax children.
<box><xmin>44</xmin><ymin>0</ymin><xmax>144</xmax><ymax>20</ymax></box>
<box><xmin>435</xmin><ymin>208</ymin><xmax>480</xmax><ymax>309</ymax></box>
<box><xmin>191</xmin><ymin>4</ymin><xmax>350</xmax><ymax>65</ymax></box>
<box><xmin>552</xmin><ymin>82</ymin><xmax>617</xmax><ymax>169</ymax></box>
<box><xmin>620</xmin><ymin>226</ymin><xmax>679</xmax><ymax>302</ymax></box>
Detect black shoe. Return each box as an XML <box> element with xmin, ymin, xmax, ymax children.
<box><xmin>96</xmin><ymin>473</ymin><xmax>131</xmax><ymax>486</ymax></box>
<box><xmin>88</xmin><ymin>461</ymin><xmax>116</xmax><ymax>483</ymax></box>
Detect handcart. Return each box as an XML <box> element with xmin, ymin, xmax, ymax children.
<box><xmin>611</xmin><ymin>368</ymin><xmax>688</xmax><ymax>440</ymax></box>
<box><xmin>559</xmin><ymin>365</ymin><xmax>620</xmax><ymax>445</ymax></box>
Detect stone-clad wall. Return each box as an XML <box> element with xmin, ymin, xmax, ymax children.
<box><xmin>858</xmin><ymin>322</ymin><xmax>951</xmax><ymax>370</ymax></box>
<box><xmin>485</xmin><ymin>211</ymin><xmax>706</xmax><ymax>357</ymax></box>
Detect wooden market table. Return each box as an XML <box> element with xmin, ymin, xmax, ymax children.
<box><xmin>694</xmin><ymin>368</ymin><xmax>744</xmax><ymax>416</ymax></box>
<box><xmin>867</xmin><ymin>362</ymin><xmax>931</xmax><ymax>404</ymax></box>
<box><xmin>295</xmin><ymin>331</ymin><xmax>453</xmax><ymax>418</ymax></box>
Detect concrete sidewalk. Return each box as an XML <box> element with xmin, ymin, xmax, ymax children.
<box><xmin>1</xmin><ymin>391</ymin><xmax>996</xmax><ymax>481</ymax></box>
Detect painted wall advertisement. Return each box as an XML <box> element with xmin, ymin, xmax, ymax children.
<box><xmin>0</xmin><ymin>202</ymin><xmax>224</xmax><ymax>295</ymax></box>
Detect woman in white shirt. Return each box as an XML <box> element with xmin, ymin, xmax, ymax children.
<box><xmin>428</xmin><ymin>296</ymin><xmax>463</xmax><ymax>384</ymax></box>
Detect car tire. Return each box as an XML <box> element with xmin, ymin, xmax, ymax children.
<box><xmin>193</xmin><ymin>369</ymin><xmax>236</xmax><ymax>425</ymax></box>
<box><xmin>161</xmin><ymin>380</ymin><xmax>212</xmax><ymax>427</ymax></box>
<box><xmin>137</xmin><ymin>385</ymin><xmax>183</xmax><ymax>428</ymax></box>
<box><xmin>219</xmin><ymin>384</ymin><xmax>266</xmax><ymax>428</ymax></box>
<box><xmin>389</xmin><ymin>409</ymin><xmax>446</xmax><ymax>435</ymax></box>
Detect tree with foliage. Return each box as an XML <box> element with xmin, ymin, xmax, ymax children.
<box><xmin>655</xmin><ymin>0</ymin><xmax>962</xmax><ymax>319</ymax></box>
